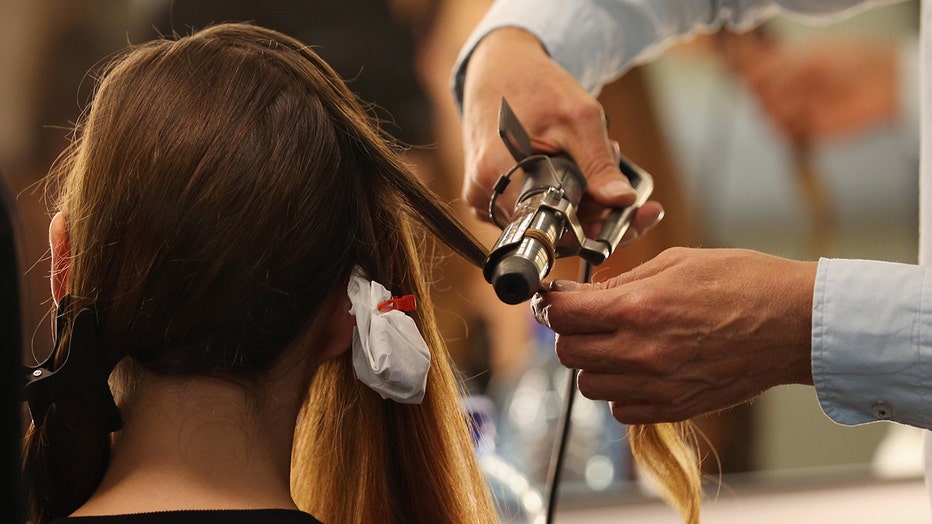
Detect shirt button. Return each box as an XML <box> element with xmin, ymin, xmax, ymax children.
<box><xmin>872</xmin><ymin>401</ymin><xmax>892</xmax><ymax>419</ymax></box>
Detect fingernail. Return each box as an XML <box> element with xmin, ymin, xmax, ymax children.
<box><xmin>549</xmin><ymin>280</ymin><xmax>581</xmax><ymax>292</ymax></box>
<box><xmin>601</xmin><ymin>179</ymin><xmax>635</xmax><ymax>199</ymax></box>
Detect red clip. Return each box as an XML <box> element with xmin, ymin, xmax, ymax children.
<box><xmin>377</xmin><ymin>294</ymin><xmax>417</xmax><ymax>313</ymax></box>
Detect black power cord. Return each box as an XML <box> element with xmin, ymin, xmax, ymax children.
<box><xmin>543</xmin><ymin>260</ymin><xmax>592</xmax><ymax>524</ymax></box>
<box><xmin>544</xmin><ymin>368</ymin><xmax>578</xmax><ymax>523</ymax></box>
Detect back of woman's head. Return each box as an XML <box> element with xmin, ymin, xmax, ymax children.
<box><xmin>64</xmin><ymin>23</ymin><xmax>423</xmax><ymax>372</ymax></box>
<box><xmin>24</xmin><ymin>23</ymin><xmax>493</xmax><ymax>523</ymax></box>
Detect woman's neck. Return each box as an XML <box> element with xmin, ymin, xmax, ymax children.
<box><xmin>72</xmin><ymin>370</ymin><xmax>308</xmax><ymax>516</ymax></box>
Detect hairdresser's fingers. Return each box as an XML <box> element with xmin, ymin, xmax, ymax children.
<box><xmin>531</xmin><ymin>252</ymin><xmax>677</xmax><ymax>337</ymax></box>
<box><xmin>578</xmin><ymin>371</ymin><xmax>748</xmax><ymax>424</ymax></box>
<box><xmin>577</xmin><ymin>368</ymin><xmax>721</xmax><ymax>405</ymax></box>
<box><xmin>622</xmin><ymin>200</ymin><xmax>664</xmax><ymax>245</ymax></box>
<box><xmin>548</xmin><ymin>105</ymin><xmax>639</xmax><ymax>210</ymax></box>
<box><xmin>531</xmin><ymin>282</ymin><xmax>621</xmax><ymax>336</ymax></box>
<box><xmin>608</xmin><ymin>401</ymin><xmax>704</xmax><ymax>425</ymax></box>
<box><xmin>554</xmin><ymin>332</ymin><xmax>636</xmax><ymax>373</ymax></box>
<box><xmin>575</xmin><ymin>198</ymin><xmax>663</xmax><ymax>242</ymax></box>
<box><xmin>607</xmin><ymin>391</ymin><xmax>754</xmax><ymax>425</ymax></box>
<box><xmin>575</xmin><ymin>370</ymin><xmax>710</xmax><ymax>424</ymax></box>
<box><xmin>551</xmin><ymin>324</ymin><xmax>701</xmax><ymax>378</ymax></box>
<box><xmin>463</xmin><ymin>144</ymin><xmax>523</xmax><ymax>224</ymax></box>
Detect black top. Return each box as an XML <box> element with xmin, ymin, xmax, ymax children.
<box><xmin>50</xmin><ymin>509</ymin><xmax>323</xmax><ymax>523</ymax></box>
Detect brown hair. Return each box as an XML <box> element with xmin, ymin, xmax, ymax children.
<box><xmin>23</xmin><ymin>23</ymin><xmax>496</xmax><ymax>524</ymax></box>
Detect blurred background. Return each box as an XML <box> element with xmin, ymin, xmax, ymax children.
<box><xmin>1</xmin><ymin>1</ymin><xmax>927</xmax><ymax>522</ymax></box>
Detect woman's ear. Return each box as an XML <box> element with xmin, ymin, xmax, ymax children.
<box><xmin>317</xmin><ymin>291</ymin><xmax>355</xmax><ymax>363</ymax></box>
<box><xmin>49</xmin><ymin>212</ymin><xmax>70</xmax><ymax>305</ymax></box>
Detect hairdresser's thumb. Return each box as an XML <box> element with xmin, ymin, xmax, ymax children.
<box><xmin>588</xmin><ymin>167</ymin><xmax>638</xmax><ymax>209</ymax></box>
<box><xmin>571</xmin><ymin>136</ymin><xmax>636</xmax><ymax>208</ymax></box>
<box><xmin>587</xmin><ymin>141</ymin><xmax>636</xmax><ymax>207</ymax></box>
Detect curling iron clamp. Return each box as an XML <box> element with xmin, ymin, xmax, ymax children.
<box><xmin>483</xmin><ymin>98</ymin><xmax>654</xmax><ymax>304</ymax></box>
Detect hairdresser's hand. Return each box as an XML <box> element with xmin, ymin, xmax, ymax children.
<box><xmin>532</xmin><ymin>247</ymin><xmax>817</xmax><ymax>424</ymax></box>
<box><xmin>461</xmin><ymin>27</ymin><xmax>663</xmax><ymax>240</ymax></box>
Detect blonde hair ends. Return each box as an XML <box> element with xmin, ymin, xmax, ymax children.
<box><xmin>630</xmin><ymin>422</ymin><xmax>703</xmax><ymax>523</ymax></box>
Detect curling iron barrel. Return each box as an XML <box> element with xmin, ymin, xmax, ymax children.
<box><xmin>484</xmin><ymin>155</ymin><xmax>584</xmax><ymax>304</ymax></box>
<box><xmin>483</xmin><ymin>98</ymin><xmax>654</xmax><ymax>304</ymax></box>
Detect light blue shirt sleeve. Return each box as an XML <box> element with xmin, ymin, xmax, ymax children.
<box><xmin>452</xmin><ymin>0</ymin><xmax>900</xmax><ymax>107</ymax></box>
<box><xmin>813</xmin><ymin>258</ymin><xmax>932</xmax><ymax>429</ymax></box>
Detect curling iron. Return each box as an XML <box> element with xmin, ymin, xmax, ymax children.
<box><xmin>483</xmin><ymin>98</ymin><xmax>654</xmax><ymax>304</ymax></box>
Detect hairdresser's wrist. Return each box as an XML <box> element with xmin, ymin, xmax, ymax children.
<box><xmin>786</xmin><ymin>259</ymin><xmax>818</xmax><ymax>387</ymax></box>
<box><xmin>453</xmin><ymin>26</ymin><xmax>550</xmax><ymax>111</ymax></box>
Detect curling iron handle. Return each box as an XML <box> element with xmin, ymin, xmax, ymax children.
<box><xmin>596</xmin><ymin>157</ymin><xmax>654</xmax><ymax>256</ymax></box>
<box><xmin>594</xmin><ymin>206</ymin><xmax>637</xmax><ymax>257</ymax></box>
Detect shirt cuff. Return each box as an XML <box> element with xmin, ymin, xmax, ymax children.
<box><xmin>812</xmin><ymin>257</ymin><xmax>932</xmax><ymax>428</ymax></box>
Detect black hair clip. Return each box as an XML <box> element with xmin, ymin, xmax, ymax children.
<box><xmin>22</xmin><ymin>296</ymin><xmax>123</xmax><ymax>432</ymax></box>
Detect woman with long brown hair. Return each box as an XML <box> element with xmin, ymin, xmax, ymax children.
<box><xmin>21</xmin><ymin>22</ymin><xmax>498</xmax><ymax>524</ymax></box>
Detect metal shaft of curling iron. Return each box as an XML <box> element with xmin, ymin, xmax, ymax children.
<box><xmin>490</xmin><ymin>205</ymin><xmax>563</xmax><ymax>304</ymax></box>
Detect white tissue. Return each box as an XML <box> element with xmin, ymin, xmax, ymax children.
<box><xmin>347</xmin><ymin>267</ymin><xmax>430</xmax><ymax>404</ymax></box>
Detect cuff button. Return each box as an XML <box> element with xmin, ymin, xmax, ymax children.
<box><xmin>872</xmin><ymin>401</ymin><xmax>892</xmax><ymax>419</ymax></box>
